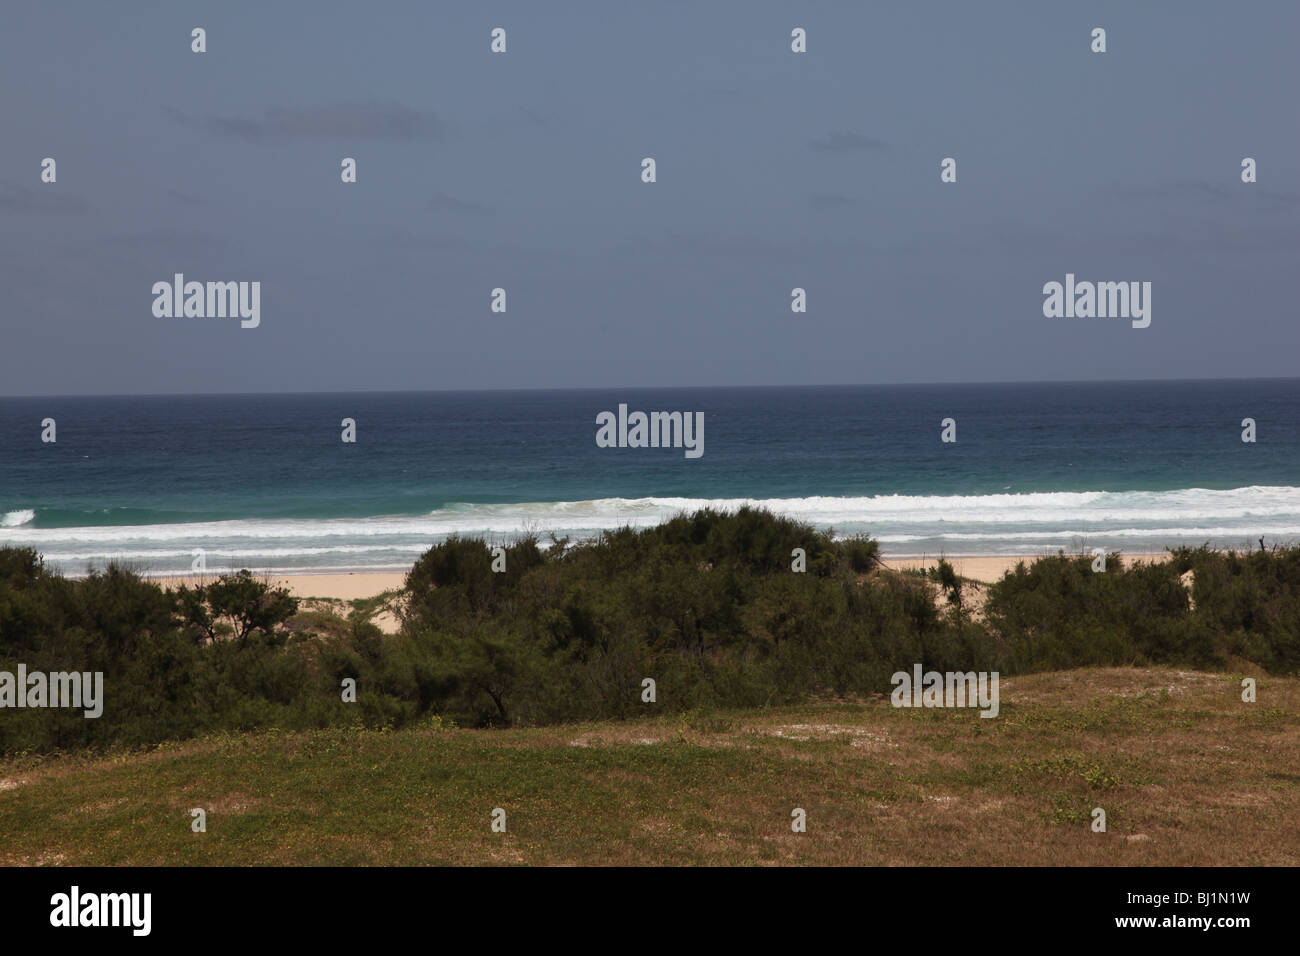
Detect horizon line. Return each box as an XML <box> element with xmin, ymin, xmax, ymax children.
<box><xmin>3</xmin><ymin>374</ymin><xmax>1299</xmax><ymax>401</ymax></box>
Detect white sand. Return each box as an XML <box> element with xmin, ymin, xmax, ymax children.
<box><xmin>150</xmin><ymin>553</ymin><xmax>1172</xmax><ymax>600</ymax></box>
<box><xmin>886</xmin><ymin>553</ymin><xmax>1168</xmax><ymax>584</ymax></box>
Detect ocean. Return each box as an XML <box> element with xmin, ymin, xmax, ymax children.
<box><xmin>2</xmin><ymin>380</ymin><xmax>1298</xmax><ymax>575</ymax></box>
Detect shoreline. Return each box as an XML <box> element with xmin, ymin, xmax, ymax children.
<box><xmin>143</xmin><ymin>552</ymin><xmax>1172</xmax><ymax>602</ymax></box>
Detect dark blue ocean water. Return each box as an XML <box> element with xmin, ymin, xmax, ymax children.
<box><xmin>2</xmin><ymin>380</ymin><xmax>1298</xmax><ymax>573</ymax></box>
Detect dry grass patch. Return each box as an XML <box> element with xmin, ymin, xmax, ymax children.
<box><xmin>1</xmin><ymin>667</ymin><xmax>1296</xmax><ymax>865</ymax></box>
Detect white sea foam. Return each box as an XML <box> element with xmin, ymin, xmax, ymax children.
<box><xmin>5</xmin><ymin>486</ymin><xmax>1299</xmax><ymax>574</ymax></box>
<box><xmin>1</xmin><ymin>509</ymin><xmax>35</xmax><ymax>528</ymax></box>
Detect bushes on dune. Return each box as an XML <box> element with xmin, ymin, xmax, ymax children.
<box><xmin>383</xmin><ymin>518</ymin><xmax>1300</xmax><ymax>728</ymax></box>
<box><xmin>1169</xmin><ymin>545</ymin><xmax>1300</xmax><ymax>673</ymax></box>
<box><xmin>175</xmin><ymin>569</ymin><xmax>299</xmax><ymax>647</ymax></box>
<box><xmin>3</xmin><ymin>510</ymin><xmax>1300</xmax><ymax>752</ymax></box>
<box><xmin>0</xmin><ymin>554</ymin><xmax>342</xmax><ymax>754</ymax></box>
<box><xmin>377</xmin><ymin>508</ymin><xmax>977</xmax><ymax>726</ymax></box>
<box><xmin>980</xmin><ymin>553</ymin><xmax>1203</xmax><ymax>672</ymax></box>
<box><xmin>981</xmin><ymin>545</ymin><xmax>1300</xmax><ymax>674</ymax></box>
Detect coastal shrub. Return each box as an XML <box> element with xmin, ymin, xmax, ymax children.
<box><xmin>982</xmin><ymin>553</ymin><xmax>1195</xmax><ymax>670</ymax></box>
<box><xmin>0</xmin><ymin>561</ymin><xmax>324</xmax><ymax>754</ymax></box>
<box><xmin>403</xmin><ymin>534</ymin><xmax>543</xmax><ymax>625</ymax></box>
<box><xmin>175</xmin><ymin>570</ymin><xmax>299</xmax><ymax>647</ymax></box>
<box><xmin>394</xmin><ymin>509</ymin><xmax>980</xmax><ymax>726</ymax></box>
<box><xmin>4</xmin><ymin>520</ymin><xmax>1300</xmax><ymax>752</ymax></box>
<box><xmin>1169</xmin><ymin>545</ymin><xmax>1300</xmax><ymax>672</ymax></box>
<box><xmin>981</xmin><ymin>547</ymin><xmax>1300</xmax><ymax>674</ymax></box>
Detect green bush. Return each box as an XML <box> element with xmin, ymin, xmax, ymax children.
<box><xmin>4</xmin><ymin>519</ymin><xmax>1299</xmax><ymax>754</ymax></box>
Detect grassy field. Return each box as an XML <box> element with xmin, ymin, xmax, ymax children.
<box><xmin>1</xmin><ymin>667</ymin><xmax>1295</xmax><ymax>866</ymax></box>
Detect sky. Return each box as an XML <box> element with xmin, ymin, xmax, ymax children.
<box><xmin>1</xmin><ymin>1</ymin><xmax>1297</xmax><ymax>396</ymax></box>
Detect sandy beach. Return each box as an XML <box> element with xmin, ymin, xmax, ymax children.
<box><xmin>885</xmin><ymin>553</ymin><xmax>1167</xmax><ymax>584</ymax></box>
<box><xmin>147</xmin><ymin>553</ymin><xmax>1173</xmax><ymax>605</ymax></box>
<box><xmin>152</xmin><ymin>571</ymin><xmax>407</xmax><ymax>601</ymax></box>
<box><xmin>273</xmin><ymin>572</ymin><xmax>407</xmax><ymax>601</ymax></box>
<box><xmin>151</xmin><ymin>570</ymin><xmax>406</xmax><ymax>633</ymax></box>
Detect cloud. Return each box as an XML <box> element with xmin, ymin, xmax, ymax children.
<box><xmin>429</xmin><ymin>192</ymin><xmax>494</xmax><ymax>215</ymax></box>
<box><xmin>163</xmin><ymin>101</ymin><xmax>441</xmax><ymax>142</ymax></box>
<box><xmin>810</xmin><ymin>132</ymin><xmax>889</xmax><ymax>153</ymax></box>
<box><xmin>0</xmin><ymin>182</ymin><xmax>90</xmax><ymax>214</ymax></box>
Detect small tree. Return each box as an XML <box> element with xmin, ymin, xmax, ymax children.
<box><xmin>177</xmin><ymin>571</ymin><xmax>298</xmax><ymax>646</ymax></box>
<box><xmin>935</xmin><ymin>559</ymin><xmax>963</xmax><ymax>612</ymax></box>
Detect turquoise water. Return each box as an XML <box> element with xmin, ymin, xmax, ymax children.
<box><xmin>2</xmin><ymin>381</ymin><xmax>1298</xmax><ymax>573</ymax></box>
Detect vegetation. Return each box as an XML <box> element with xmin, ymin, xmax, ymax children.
<box><xmin>2</xmin><ymin>669</ymin><xmax>1296</xmax><ymax>865</ymax></box>
<box><xmin>984</xmin><ymin>547</ymin><xmax>1300</xmax><ymax>674</ymax></box>
<box><xmin>2</xmin><ymin>508</ymin><xmax>1298</xmax><ymax>756</ymax></box>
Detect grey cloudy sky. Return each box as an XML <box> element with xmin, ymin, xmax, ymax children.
<box><xmin>2</xmin><ymin>1</ymin><xmax>1297</xmax><ymax>396</ymax></box>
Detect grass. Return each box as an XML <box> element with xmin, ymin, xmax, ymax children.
<box><xmin>1</xmin><ymin>667</ymin><xmax>1295</xmax><ymax>866</ymax></box>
